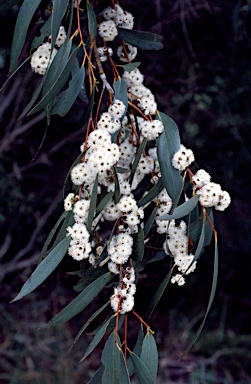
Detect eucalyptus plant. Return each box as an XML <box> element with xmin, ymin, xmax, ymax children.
<box><xmin>2</xmin><ymin>0</ymin><xmax>231</xmax><ymax>382</ymax></box>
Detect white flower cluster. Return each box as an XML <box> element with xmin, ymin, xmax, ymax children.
<box><xmin>98</xmin><ymin>5</ymin><xmax>136</xmax><ymax>60</ymax></box>
<box><xmin>163</xmin><ymin>220</ymin><xmax>197</xmax><ymax>286</ymax></box>
<box><xmin>172</xmin><ymin>147</ymin><xmax>231</xmax><ymax>211</ymax></box>
<box><xmin>172</xmin><ymin>144</ymin><xmax>195</xmax><ymax>171</ymax></box>
<box><xmin>123</xmin><ymin>68</ymin><xmax>158</xmax><ymax>115</ymax></box>
<box><xmin>110</xmin><ymin>266</ymin><xmax>136</xmax><ymax>314</ymax></box>
<box><xmin>30</xmin><ymin>26</ymin><xmax>66</xmax><ymax>75</ymax></box>
<box><xmin>97</xmin><ymin>46</ymin><xmax>113</xmax><ymax>62</ymax></box>
<box><xmin>67</xmin><ymin>223</ymin><xmax>91</xmax><ymax>261</ymax></box>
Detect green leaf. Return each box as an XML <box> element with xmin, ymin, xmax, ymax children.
<box><xmin>140</xmin><ymin>334</ymin><xmax>158</xmax><ymax>382</ymax></box>
<box><xmin>130</xmin><ymin>351</ymin><xmax>155</xmax><ymax>384</ymax></box>
<box><xmin>156</xmin><ymin>112</ymin><xmax>183</xmax><ymax>202</ymax></box>
<box><xmin>51</xmin><ymin>0</ymin><xmax>69</xmax><ymax>49</ymax></box>
<box><xmin>11</xmin><ymin>236</ymin><xmax>70</xmax><ymax>302</ymax></box>
<box><xmin>144</xmin><ymin>206</ymin><xmax>157</xmax><ymax>238</ymax></box>
<box><xmin>159</xmin><ymin>195</ymin><xmax>199</xmax><ymax>221</ymax></box>
<box><xmin>53</xmin><ymin>210</ymin><xmax>74</xmax><ymax>248</ymax></box>
<box><xmin>0</xmin><ymin>0</ymin><xmax>22</xmax><ymax>12</ymax></box>
<box><xmin>118</xmin><ymin>28</ymin><xmax>163</xmax><ymax>50</ymax></box>
<box><xmin>101</xmin><ymin>333</ymin><xmax>120</xmax><ymax>384</ymax></box>
<box><xmin>147</xmin><ymin>251</ymin><xmax>167</xmax><ymax>264</ymax></box>
<box><xmin>88</xmin><ymin>366</ymin><xmax>105</xmax><ymax>384</ymax></box>
<box><xmin>87</xmin><ymin>1</ymin><xmax>97</xmax><ymax>41</ymax></box>
<box><xmin>18</xmin><ymin>77</ymin><xmax>46</xmax><ymax>119</ymax></box>
<box><xmin>31</xmin><ymin>15</ymin><xmax>52</xmax><ymax>50</ymax></box>
<box><xmin>80</xmin><ymin>315</ymin><xmax>114</xmax><ymax>362</ymax></box>
<box><xmin>113</xmin><ymin>78</ymin><xmax>128</xmax><ymax>112</ymax></box>
<box><xmin>87</xmin><ymin>174</ymin><xmax>99</xmax><ymax>233</ymax></box>
<box><xmin>129</xmin><ymin>137</ymin><xmax>148</xmax><ymax>185</ymax></box>
<box><xmin>181</xmin><ymin>241</ymin><xmax>218</xmax><ymax>357</ymax></box>
<box><xmin>127</xmin><ymin>325</ymin><xmax>144</xmax><ymax>375</ymax></box>
<box><xmin>188</xmin><ymin>215</ymin><xmax>203</xmax><ymax>242</ymax></box>
<box><xmin>42</xmin><ymin>39</ymin><xmax>73</xmax><ymax>97</ymax></box>
<box><xmin>118</xmin><ymin>349</ymin><xmax>130</xmax><ymax>384</ymax></box>
<box><xmin>28</xmin><ymin>45</ymin><xmax>80</xmax><ymax>115</ymax></box>
<box><xmin>45</xmin><ymin>272</ymin><xmax>111</xmax><ymax>326</ymax></box>
<box><xmin>193</xmin><ymin>213</ymin><xmax>206</xmax><ymax>259</ymax></box>
<box><xmin>147</xmin><ymin>265</ymin><xmax>172</xmax><ymax>318</ymax></box>
<box><xmin>204</xmin><ymin>210</ymin><xmax>214</xmax><ymax>247</ymax></box>
<box><xmin>9</xmin><ymin>0</ymin><xmax>41</xmax><ymax>72</ymax></box>
<box><xmin>70</xmin><ymin>301</ymin><xmax>110</xmax><ymax>350</ymax></box>
<box><xmin>95</xmin><ymin>191</ymin><xmax>114</xmax><ymax>216</ymax></box>
<box><xmin>138</xmin><ymin>178</ymin><xmax>164</xmax><ymax>207</ymax></box>
<box><xmin>135</xmin><ymin>225</ymin><xmax>144</xmax><ymax>266</ymax></box>
<box><xmin>51</xmin><ymin>65</ymin><xmax>85</xmax><ymax>116</ymax></box>
<box><xmin>38</xmin><ymin>211</ymin><xmax>67</xmax><ymax>263</ymax></box>
<box><xmin>123</xmin><ymin>62</ymin><xmax>141</xmax><ymax>72</ymax></box>
<box><xmin>113</xmin><ymin>166</ymin><xmax>121</xmax><ymax>204</ymax></box>
<box><xmin>79</xmin><ymin>87</ymin><xmax>95</xmax><ymax>127</ymax></box>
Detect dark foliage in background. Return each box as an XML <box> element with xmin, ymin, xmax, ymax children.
<box><xmin>1</xmin><ymin>1</ymin><xmax>251</xmax><ymax>382</ymax></box>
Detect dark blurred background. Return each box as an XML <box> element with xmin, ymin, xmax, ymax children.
<box><xmin>1</xmin><ymin>1</ymin><xmax>251</xmax><ymax>383</ymax></box>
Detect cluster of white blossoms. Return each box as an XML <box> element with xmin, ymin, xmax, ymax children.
<box><xmin>123</xmin><ymin>68</ymin><xmax>158</xmax><ymax>115</ymax></box>
<box><xmin>67</xmin><ymin>223</ymin><xmax>91</xmax><ymax>261</ymax></box>
<box><xmin>97</xmin><ymin>46</ymin><xmax>113</xmax><ymax>62</ymax></box>
<box><xmin>30</xmin><ymin>26</ymin><xmax>66</xmax><ymax>75</ymax></box>
<box><xmin>98</xmin><ymin>4</ymin><xmax>137</xmax><ymax>61</ymax></box>
<box><xmin>172</xmin><ymin>146</ymin><xmax>231</xmax><ymax>211</ymax></box>
<box><xmin>163</xmin><ymin>220</ymin><xmax>197</xmax><ymax>286</ymax></box>
<box><xmin>110</xmin><ymin>266</ymin><xmax>136</xmax><ymax>314</ymax></box>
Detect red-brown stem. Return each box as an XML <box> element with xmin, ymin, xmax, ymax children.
<box><xmin>124</xmin><ymin>313</ymin><xmax>128</xmax><ymax>360</ymax></box>
<box><xmin>95</xmin><ymin>85</ymin><xmax>105</xmax><ymax>125</ymax></box>
<box><xmin>128</xmin><ymin>100</ymin><xmax>150</xmax><ymax>120</ymax></box>
<box><xmin>132</xmin><ymin>310</ymin><xmax>151</xmax><ymax>332</ymax></box>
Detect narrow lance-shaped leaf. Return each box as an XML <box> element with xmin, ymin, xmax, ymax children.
<box><xmin>118</xmin><ymin>28</ymin><xmax>163</xmax><ymax>50</ymax></box>
<box><xmin>0</xmin><ymin>0</ymin><xmax>22</xmax><ymax>12</ymax></box>
<box><xmin>144</xmin><ymin>205</ymin><xmax>157</xmax><ymax>238</ymax></box>
<box><xmin>101</xmin><ymin>332</ymin><xmax>121</xmax><ymax>384</ymax></box>
<box><xmin>70</xmin><ymin>301</ymin><xmax>110</xmax><ymax>351</ymax></box>
<box><xmin>147</xmin><ymin>264</ymin><xmax>173</xmax><ymax>318</ymax></box>
<box><xmin>135</xmin><ymin>225</ymin><xmax>144</xmax><ymax>266</ymax></box>
<box><xmin>51</xmin><ymin>66</ymin><xmax>85</xmax><ymax>116</ymax></box>
<box><xmin>11</xmin><ymin>236</ymin><xmax>71</xmax><ymax>302</ymax></box>
<box><xmin>38</xmin><ymin>210</ymin><xmax>67</xmax><ymax>263</ymax></box>
<box><xmin>95</xmin><ymin>191</ymin><xmax>114</xmax><ymax>216</ymax></box>
<box><xmin>113</xmin><ymin>166</ymin><xmax>121</xmax><ymax>204</ymax></box>
<box><xmin>127</xmin><ymin>325</ymin><xmax>144</xmax><ymax>375</ymax></box>
<box><xmin>10</xmin><ymin>0</ymin><xmax>41</xmax><ymax>72</ymax></box>
<box><xmin>88</xmin><ymin>366</ymin><xmax>105</xmax><ymax>384</ymax></box>
<box><xmin>87</xmin><ymin>174</ymin><xmax>99</xmax><ymax>233</ymax></box>
<box><xmin>87</xmin><ymin>1</ymin><xmax>97</xmax><ymax>41</ymax></box>
<box><xmin>181</xmin><ymin>240</ymin><xmax>218</xmax><ymax>357</ymax></box>
<box><xmin>42</xmin><ymin>38</ymin><xmax>73</xmax><ymax>97</ymax></box>
<box><xmin>159</xmin><ymin>195</ymin><xmax>200</xmax><ymax>221</ymax></box>
<box><xmin>156</xmin><ymin>112</ymin><xmax>183</xmax><ymax>202</ymax></box>
<box><xmin>138</xmin><ymin>178</ymin><xmax>164</xmax><ymax>207</ymax></box>
<box><xmin>31</xmin><ymin>15</ymin><xmax>52</xmax><ymax>50</ymax></box>
<box><xmin>129</xmin><ymin>351</ymin><xmax>155</xmax><ymax>384</ymax></box>
<box><xmin>80</xmin><ymin>315</ymin><xmax>114</xmax><ymax>362</ymax></box>
<box><xmin>123</xmin><ymin>62</ymin><xmax>141</xmax><ymax>72</ymax></box>
<box><xmin>140</xmin><ymin>333</ymin><xmax>158</xmax><ymax>382</ymax></box>
<box><xmin>50</xmin><ymin>0</ymin><xmax>69</xmax><ymax>49</ymax></box>
<box><xmin>28</xmin><ymin>45</ymin><xmax>80</xmax><ymax>115</ymax></box>
<box><xmin>113</xmin><ymin>78</ymin><xmax>128</xmax><ymax>112</ymax></box>
<box><xmin>129</xmin><ymin>137</ymin><xmax>148</xmax><ymax>185</ymax></box>
<box><xmin>45</xmin><ymin>272</ymin><xmax>111</xmax><ymax>327</ymax></box>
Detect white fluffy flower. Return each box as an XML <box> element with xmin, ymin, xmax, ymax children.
<box><xmin>197</xmin><ymin>182</ymin><xmax>222</xmax><ymax>207</ymax></box>
<box><xmin>30</xmin><ymin>43</ymin><xmax>57</xmax><ymax>75</ymax></box>
<box><xmin>123</xmin><ymin>68</ymin><xmax>144</xmax><ymax>87</ymax></box>
<box><xmin>171</xmin><ymin>274</ymin><xmax>186</xmax><ymax>286</ymax></box>
<box><xmin>192</xmin><ymin>169</ymin><xmax>211</xmax><ymax>188</ymax></box>
<box><xmin>49</xmin><ymin>26</ymin><xmax>67</xmax><ymax>47</ymax></box>
<box><xmin>98</xmin><ymin>20</ymin><xmax>118</xmax><ymax>41</ymax></box>
<box><xmin>214</xmin><ymin>190</ymin><xmax>231</xmax><ymax>211</ymax></box>
<box><xmin>108</xmin><ymin>99</ymin><xmax>126</xmax><ymax>119</ymax></box>
<box><xmin>141</xmin><ymin>120</ymin><xmax>164</xmax><ymax>140</ymax></box>
<box><xmin>117</xmin><ymin>44</ymin><xmax>137</xmax><ymax>62</ymax></box>
<box><xmin>172</xmin><ymin>144</ymin><xmax>195</xmax><ymax>171</ymax></box>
